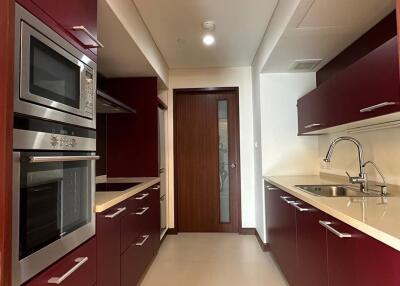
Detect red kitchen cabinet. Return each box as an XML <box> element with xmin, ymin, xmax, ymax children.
<box><xmin>25</xmin><ymin>238</ymin><xmax>96</xmax><ymax>286</ymax></box>
<box><xmin>96</xmin><ymin>202</ymin><xmax>128</xmax><ymax>286</ymax></box>
<box><xmin>16</xmin><ymin>0</ymin><xmax>99</xmax><ymax>61</ymax></box>
<box><xmin>297</xmin><ymin>36</ymin><xmax>400</xmax><ymax>135</ymax></box>
<box><xmin>294</xmin><ymin>202</ymin><xmax>328</xmax><ymax>286</ymax></box>
<box><xmin>265</xmin><ymin>184</ymin><xmax>298</xmax><ymax>285</ymax></box>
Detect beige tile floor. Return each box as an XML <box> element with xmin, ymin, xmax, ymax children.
<box><xmin>140</xmin><ymin>233</ymin><xmax>288</xmax><ymax>286</ymax></box>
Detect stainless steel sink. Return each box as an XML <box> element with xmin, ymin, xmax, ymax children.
<box><xmin>294</xmin><ymin>185</ymin><xmax>384</xmax><ymax>197</ymax></box>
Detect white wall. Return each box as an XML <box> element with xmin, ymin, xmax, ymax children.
<box><xmin>319</xmin><ymin>128</ymin><xmax>400</xmax><ymax>186</ymax></box>
<box><xmin>258</xmin><ymin>73</ymin><xmax>319</xmax><ymax>242</ymax></box>
<box><xmin>166</xmin><ymin>67</ymin><xmax>256</xmax><ymax>228</ymax></box>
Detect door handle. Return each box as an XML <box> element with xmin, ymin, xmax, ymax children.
<box><xmin>265</xmin><ymin>186</ymin><xmax>279</xmax><ymax>191</ymax></box>
<box><xmin>304</xmin><ymin>123</ymin><xmax>322</xmax><ymax>129</ymax></box>
<box><xmin>48</xmin><ymin>257</ymin><xmax>88</xmax><ymax>284</ymax></box>
<box><xmin>290</xmin><ymin>201</ymin><xmax>311</xmax><ymax>212</ymax></box>
<box><xmin>360</xmin><ymin>102</ymin><xmax>398</xmax><ymax>113</ymax></box>
<box><xmin>136</xmin><ymin>235</ymin><xmax>150</xmax><ymax>246</ymax></box>
<box><xmin>319</xmin><ymin>220</ymin><xmax>352</xmax><ymax>238</ymax></box>
<box><xmin>29</xmin><ymin>155</ymin><xmax>99</xmax><ymax>163</ymax></box>
<box><xmin>134</xmin><ymin>193</ymin><xmax>149</xmax><ymax>200</ymax></box>
<box><xmin>71</xmin><ymin>26</ymin><xmax>104</xmax><ymax>48</ymax></box>
<box><xmin>280</xmin><ymin>196</ymin><xmax>294</xmax><ymax>204</ymax></box>
<box><xmin>135</xmin><ymin>207</ymin><xmax>150</xmax><ymax>216</ymax></box>
<box><xmin>230</xmin><ymin>163</ymin><xmax>237</xmax><ymax>169</ymax></box>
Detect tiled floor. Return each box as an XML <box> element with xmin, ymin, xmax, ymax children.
<box><xmin>140</xmin><ymin>233</ymin><xmax>288</xmax><ymax>286</ymax></box>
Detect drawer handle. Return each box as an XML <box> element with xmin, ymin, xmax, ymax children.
<box><xmin>135</xmin><ymin>207</ymin><xmax>150</xmax><ymax>215</ymax></box>
<box><xmin>304</xmin><ymin>123</ymin><xmax>322</xmax><ymax>129</ymax></box>
<box><xmin>360</xmin><ymin>102</ymin><xmax>398</xmax><ymax>113</ymax></box>
<box><xmin>71</xmin><ymin>26</ymin><xmax>104</xmax><ymax>48</ymax></box>
<box><xmin>152</xmin><ymin>185</ymin><xmax>160</xmax><ymax>190</ymax></box>
<box><xmin>290</xmin><ymin>201</ymin><xmax>311</xmax><ymax>212</ymax></box>
<box><xmin>136</xmin><ymin>235</ymin><xmax>150</xmax><ymax>246</ymax></box>
<box><xmin>266</xmin><ymin>186</ymin><xmax>278</xmax><ymax>191</ymax></box>
<box><xmin>105</xmin><ymin>207</ymin><xmax>126</xmax><ymax>219</ymax></box>
<box><xmin>280</xmin><ymin>196</ymin><xmax>294</xmax><ymax>204</ymax></box>
<box><xmin>134</xmin><ymin>193</ymin><xmax>149</xmax><ymax>200</ymax></box>
<box><xmin>48</xmin><ymin>257</ymin><xmax>88</xmax><ymax>284</ymax></box>
<box><xmin>319</xmin><ymin>220</ymin><xmax>352</xmax><ymax>238</ymax></box>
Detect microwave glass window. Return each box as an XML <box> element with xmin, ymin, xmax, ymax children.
<box><xmin>29</xmin><ymin>36</ymin><xmax>80</xmax><ymax>109</ymax></box>
<box><xmin>19</xmin><ymin>152</ymin><xmax>92</xmax><ymax>259</ymax></box>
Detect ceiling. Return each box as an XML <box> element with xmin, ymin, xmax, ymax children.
<box><xmin>132</xmin><ymin>0</ymin><xmax>279</xmax><ymax>69</ymax></box>
<box><xmin>262</xmin><ymin>0</ymin><xmax>396</xmax><ymax>73</ymax></box>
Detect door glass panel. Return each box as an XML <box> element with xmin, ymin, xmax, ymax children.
<box><xmin>218</xmin><ymin>100</ymin><xmax>230</xmax><ymax>223</ymax></box>
<box><xmin>19</xmin><ymin>152</ymin><xmax>92</xmax><ymax>259</ymax></box>
<box><xmin>30</xmin><ymin>36</ymin><xmax>81</xmax><ymax>108</ymax></box>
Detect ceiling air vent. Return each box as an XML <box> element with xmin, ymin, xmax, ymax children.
<box><xmin>291</xmin><ymin>59</ymin><xmax>322</xmax><ymax>71</ymax></box>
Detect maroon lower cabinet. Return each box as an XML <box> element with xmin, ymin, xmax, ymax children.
<box><xmin>294</xmin><ymin>202</ymin><xmax>328</xmax><ymax>286</ymax></box>
<box><xmin>25</xmin><ymin>238</ymin><xmax>96</xmax><ymax>286</ymax></box>
<box><xmin>96</xmin><ymin>202</ymin><xmax>128</xmax><ymax>286</ymax></box>
<box><xmin>265</xmin><ymin>184</ymin><xmax>298</xmax><ymax>285</ymax></box>
<box><xmin>324</xmin><ymin>216</ymin><xmax>400</xmax><ymax>286</ymax></box>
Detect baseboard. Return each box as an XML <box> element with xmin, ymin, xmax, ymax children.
<box><xmin>167</xmin><ymin>228</ymin><xmax>178</xmax><ymax>235</ymax></box>
<box><xmin>255</xmin><ymin>230</ymin><xmax>270</xmax><ymax>252</ymax></box>
<box><xmin>238</xmin><ymin>227</ymin><xmax>256</xmax><ymax>235</ymax></box>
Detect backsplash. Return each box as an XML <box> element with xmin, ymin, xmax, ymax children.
<box><xmin>318</xmin><ymin>126</ymin><xmax>400</xmax><ymax>185</ymax></box>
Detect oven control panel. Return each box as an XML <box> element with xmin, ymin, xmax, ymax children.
<box><xmin>50</xmin><ymin>135</ymin><xmax>78</xmax><ymax>149</ymax></box>
<box><xmin>84</xmin><ymin>70</ymin><xmax>94</xmax><ymax>118</ymax></box>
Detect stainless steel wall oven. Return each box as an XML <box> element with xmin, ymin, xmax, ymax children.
<box><xmin>12</xmin><ymin>116</ymin><xmax>97</xmax><ymax>285</ymax></box>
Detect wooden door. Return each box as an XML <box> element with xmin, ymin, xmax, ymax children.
<box><xmin>174</xmin><ymin>88</ymin><xmax>240</xmax><ymax>232</ymax></box>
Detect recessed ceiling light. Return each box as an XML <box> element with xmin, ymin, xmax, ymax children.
<box><xmin>203</xmin><ymin>34</ymin><xmax>215</xmax><ymax>46</ymax></box>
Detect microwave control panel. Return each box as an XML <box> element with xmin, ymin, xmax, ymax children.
<box><xmin>84</xmin><ymin>70</ymin><xmax>94</xmax><ymax>118</ymax></box>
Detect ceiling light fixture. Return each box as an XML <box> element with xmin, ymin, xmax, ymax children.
<box><xmin>202</xmin><ymin>21</ymin><xmax>216</xmax><ymax>46</ymax></box>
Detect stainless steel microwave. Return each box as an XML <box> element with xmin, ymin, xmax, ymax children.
<box><xmin>14</xmin><ymin>4</ymin><xmax>96</xmax><ymax>129</ymax></box>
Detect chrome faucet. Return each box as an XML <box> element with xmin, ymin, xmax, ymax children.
<box><xmin>323</xmin><ymin>137</ymin><xmax>368</xmax><ymax>193</ymax></box>
<box><xmin>362</xmin><ymin>161</ymin><xmax>388</xmax><ymax>195</ymax></box>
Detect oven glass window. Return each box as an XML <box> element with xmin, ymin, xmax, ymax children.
<box><xmin>19</xmin><ymin>152</ymin><xmax>92</xmax><ymax>259</ymax></box>
<box><xmin>29</xmin><ymin>36</ymin><xmax>80</xmax><ymax>109</ymax></box>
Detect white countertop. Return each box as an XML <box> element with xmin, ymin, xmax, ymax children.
<box><xmin>95</xmin><ymin>177</ymin><xmax>160</xmax><ymax>213</ymax></box>
<box><xmin>264</xmin><ymin>174</ymin><xmax>400</xmax><ymax>251</ymax></box>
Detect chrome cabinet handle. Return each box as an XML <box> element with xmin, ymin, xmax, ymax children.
<box><xmin>319</xmin><ymin>220</ymin><xmax>352</xmax><ymax>238</ymax></box>
<box><xmin>152</xmin><ymin>185</ymin><xmax>160</xmax><ymax>190</ymax></box>
<box><xmin>105</xmin><ymin>207</ymin><xmax>126</xmax><ymax>219</ymax></box>
<box><xmin>48</xmin><ymin>257</ymin><xmax>88</xmax><ymax>284</ymax></box>
<box><xmin>304</xmin><ymin>123</ymin><xmax>322</xmax><ymax>129</ymax></box>
<box><xmin>290</xmin><ymin>201</ymin><xmax>311</xmax><ymax>212</ymax></box>
<box><xmin>134</xmin><ymin>193</ymin><xmax>149</xmax><ymax>200</ymax></box>
<box><xmin>360</xmin><ymin>102</ymin><xmax>398</xmax><ymax>113</ymax></box>
<box><xmin>266</xmin><ymin>187</ymin><xmax>279</xmax><ymax>191</ymax></box>
<box><xmin>71</xmin><ymin>26</ymin><xmax>104</xmax><ymax>48</ymax></box>
<box><xmin>29</xmin><ymin>155</ymin><xmax>99</xmax><ymax>163</ymax></box>
<box><xmin>280</xmin><ymin>196</ymin><xmax>294</xmax><ymax>204</ymax></box>
<box><xmin>135</xmin><ymin>207</ymin><xmax>150</xmax><ymax>215</ymax></box>
<box><xmin>136</xmin><ymin>235</ymin><xmax>150</xmax><ymax>246</ymax></box>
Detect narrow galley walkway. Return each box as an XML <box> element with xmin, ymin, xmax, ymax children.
<box><xmin>140</xmin><ymin>233</ymin><xmax>288</xmax><ymax>286</ymax></box>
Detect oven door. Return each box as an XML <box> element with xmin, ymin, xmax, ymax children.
<box><xmin>12</xmin><ymin>152</ymin><xmax>96</xmax><ymax>285</ymax></box>
<box><xmin>19</xmin><ymin>20</ymin><xmax>94</xmax><ymax>120</ymax></box>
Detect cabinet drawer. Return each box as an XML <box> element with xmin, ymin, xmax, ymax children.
<box><xmin>25</xmin><ymin>237</ymin><xmax>96</xmax><ymax>286</ymax></box>
<box><xmin>121</xmin><ymin>233</ymin><xmax>154</xmax><ymax>286</ymax></box>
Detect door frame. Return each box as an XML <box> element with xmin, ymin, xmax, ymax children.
<box><xmin>173</xmin><ymin>87</ymin><xmax>242</xmax><ymax>233</ymax></box>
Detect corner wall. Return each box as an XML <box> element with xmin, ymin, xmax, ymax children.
<box><xmin>166</xmin><ymin>67</ymin><xmax>256</xmax><ymax>229</ymax></box>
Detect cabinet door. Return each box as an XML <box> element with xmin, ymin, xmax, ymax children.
<box><xmin>31</xmin><ymin>0</ymin><xmax>99</xmax><ymax>56</ymax></box>
<box><xmin>294</xmin><ymin>201</ymin><xmax>328</xmax><ymax>286</ymax></box>
<box><xmin>335</xmin><ymin>37</ymin><xmax>400</xmax><ymax>124</ymax></box>
<box><xmin>324</xmin><ymin>216</ymin><xmax>400</xmax><ymax>286</ymax></box>
<box><xmin>26</xmin><ymin>238</ymin><xmax>96</xmax><ymax>286</ymax></box>
<box><xmin>265</xmin><ymin>185</ymin><xmax>298</xmax><ymax>285</ymax></box>
<box><xmin>96</xmin><ymin>203</ymin><xmax>127</xmax><ymax>286</ymax></box>
<box><xmin>149</xmin><ymin>186</ymin><xmax>161</xmax><ymax>254</ymax></box>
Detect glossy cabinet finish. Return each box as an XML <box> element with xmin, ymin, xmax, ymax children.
<box><xmin>265</xmin><ymin>184</ymin><xmax>297</xmax><ymax>285</ymax></box>
<box><xmin>298</xmin><ymin>36</ymin><xmax>400</xmax><ymax>134</ymax></box>
<box><xmin>265</xmin><ymin>181</ymin><xmax>400</xmax><ymax>286</ymax></box>
<box><xmin>96</xmin><ymin>184</ymin><xmax>160</xmax><ymax>286</ymax></box>
<box><xmin>295</xmin><ymin>202</ymin><xmax>328</xmax><ymax>286</ymax></box>
<box><xmin>96</xmin><ymin>202</ymin><xmax>128</xmax><ymax>286</ymax></box>
<box><xmin>16</xmin><ymin>0</ymin><xmax>98</xmax><ymax>61</ymax></box>
<box><xmin>25</xmin><ymin>238</ymin><xmax>96</xmax><ymax>286</ymax></box>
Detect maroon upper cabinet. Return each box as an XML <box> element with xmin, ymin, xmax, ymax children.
<box><xmin>16</xmin><ymin>0</ymin><xmax>99</xmax><ymax>61</ymax></box>
<box><xmin>298</xmin><ymin>36</ymin><xmax>400</xmax><ymax>135</ymax></box>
